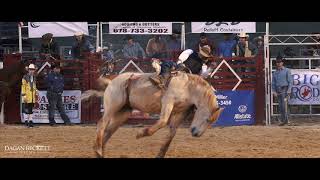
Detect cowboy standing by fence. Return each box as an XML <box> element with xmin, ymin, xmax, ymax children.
<box><xmin>39</xmin><ymin>33</ymin><xmax>60</xmax><ymax>60</ymax></box>
<box><xmin>72</xmin><ymin>31</ymin><xmax>95</xmax><ymax>59</ymax></box>
<box><xmin>272</xmin><ymin>55</ymin><xmax>293</xmax><ymax>126</ymax></box>
<box><xmin>21</xmin><ymin>64</ymin><xmax>38</xmax><ymax>128</ymax></box>
<box><xmin>46</xmin><ymin>64</ymin><xmax>72</xmax><ymax>126</ymax></box>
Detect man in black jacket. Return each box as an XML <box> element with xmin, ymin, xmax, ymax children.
<box><xmin>46</xmin><ymin>64</ymin><xmax>71</xmax><ymax>126</ymax></box>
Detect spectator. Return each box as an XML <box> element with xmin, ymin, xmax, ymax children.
<box><xmin>233</xmin><ymin>33</ymin><xmax>258</xmax><ymax>76</ymax></box>
<box><xmin>21</xmin><ymin>64</ymin><xmax>39</xmax><ymax>128</ymax></box>
<box><xmin>272</xmin><ymin>55</ymin><xmax>292</xmax><ymax>126</ymax></box>
<box><xmin>71</xmin><ymin>31</ymin><xmax>95</xmax><ymax>59</ymax></box>
<box><xmin>46</xmin><ymin>64</ymin><xmax>72</xmax><ymax>126</ymax></box>
<box><xmin>101</xmin><ymin>43</ymin><xmax>114</xmax><ymax>62</ymax></box>
<box><xmin>39</xmin><ymin>33</ymin><xmax>60</xmax><ymax>60</ymax></box>
<box><xmin>218</xmin><ymin>33</ymin><xmax>237</xmax><ymax>58</ymax></box>
<box><xmin>146</xmin><ymin>35</ymin><xmax>167</xmax><ymax>58</ymax></box>
<box><xmin>305</xmin><ymin>33</ymin><xmax>320</xmax><ymax>56</ymax></box>
<box><xmin>123</xmin><ymin>35</ymin><xmax>146</xmax><ymax>60</ymax></box>
<box><xmin>253</xmin><ymin>36</ymin><xmax>264</xmax><ymax>54</ymax></box>
<box><xmin>195</xmin><ymin>33</ymin><xmax>215</xmax><ymax>56</ymax></box>
<box><xmin>167</xmin><ymin>30</ymin><xmax>181</xmax><ymax>59</ymax></box>
<box><xmin>234</xmin><ymin>32</ymin><xmax>258</xmax><ymax>57</ymax></box>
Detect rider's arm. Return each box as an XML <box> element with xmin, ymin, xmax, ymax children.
<box><xmin>177</xmin><ymin>49</ymin><xmax>193</xmax><ymax>64</ymax></box>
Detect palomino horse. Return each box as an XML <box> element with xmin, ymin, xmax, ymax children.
<box><xmin>89</xmin><ymin>71</ymin><xmax>223</xmax><ymax>158</ymax></box>
<box><xmin>0</xmin><ymin>59</ymin><xmax>28</xmax><ymax>124</ymax></box>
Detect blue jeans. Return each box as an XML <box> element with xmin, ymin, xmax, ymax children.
<box><xmin>276</xmin><ymin>86</ymin><xmax>289</xmax><ymax>123</ymax></box>
<box><xmin>47</xmin><ymin>91</ymin><xmax>71</xmax><ymax>124</ymax></box>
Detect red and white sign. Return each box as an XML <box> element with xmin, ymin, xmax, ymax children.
<box><xmin>21</xmin><ymin>90</ymin><xmax>81</xmax><ymax>123</ymax></box>
<box><xmin>109</xmin><ymin>22</ymin><xmax>172</xmax><ymax>34</ymax></box>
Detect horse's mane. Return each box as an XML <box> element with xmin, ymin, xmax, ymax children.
<box><xmin>186</xmin><ymin>74</ymin><xmax>217</xmax><ymax>111</ymax></box>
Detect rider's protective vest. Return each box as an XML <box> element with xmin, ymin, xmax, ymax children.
<box><xmin>178</xmin><ymin>49</ymin><xmax>204</xmax><ymax>74</ymax></box>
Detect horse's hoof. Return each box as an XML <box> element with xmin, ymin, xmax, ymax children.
<box><xmin>93</xmin><ymin>145</ymin><xmax>104</xmax><ymax>158</ymax></box>
<box><xmin>95</xmin><ymin>150</ymin><xmax>104</xmax><ymax>158</ymax></box>
<box><xmin>136</xmin><ymin>128</ymin><xmax>149</xmax><ymax>139</ymax></box>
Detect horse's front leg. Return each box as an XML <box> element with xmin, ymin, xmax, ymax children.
<box><xmin>156</xmin><ymin>107</ymin><xmax>195</xmax><ymax>158</ymax></box>
<box><xmin>136</xmin><ymin>102</ymin><xmax>174</xmax><ymax>139</ymax></box>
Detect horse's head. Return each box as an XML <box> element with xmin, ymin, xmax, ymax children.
<box><xmin>190</xmin><ymin>101</ymin><xmax>223</xmax><ymax>137</ymax></box>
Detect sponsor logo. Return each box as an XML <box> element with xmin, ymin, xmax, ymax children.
<box><xmin>238</xmin><ymin>105</ymin><xmax>247</xmax><ymax>113</ymax></box>
<box><xmin>234</xmin><ymin>114</ymin><xmax>251</xmax><ymax>120</ymax></box>
<box><xmin>30</xmin><ymin>22</ymin><xmax>40</xmax><ymax>28</ymax></box>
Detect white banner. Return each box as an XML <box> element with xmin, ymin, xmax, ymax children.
<box><xmin>21</xmin><ymin>90</ymin><xmax>81</xmax><ymax>123</ymax></box>
<box><xmin>109</xmin><ymin>22</ymin><xmax>172</xmax><ymax>34</ymax></box>
<box><xmin>28</xmin><ymin>22</ymin><xmax>89</xmax><ymax>38</ymax></box>
<box><xmin>289</xmin><ymin>69</ymin><xmax>320</xmax><ymax>105</ymax></box>
<box><xmin>191</xmin><ymin>22</ymin><xmax>256</xmax><ymax>33</ymax></box>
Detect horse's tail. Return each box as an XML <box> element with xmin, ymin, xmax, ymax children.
<box><xmin>81</xmin><ymin>89</ymin><xmax>105</xmax><ymax>102</ymax></box>
<box><xmin>81</xmin><ymin>76</ymin><xmax>112</xmax><ymax>102</ymax></box>
<box><xmin>96</xmin><ymin>75</ymin><xmax>112</xmax><ymax>90</ymax></box>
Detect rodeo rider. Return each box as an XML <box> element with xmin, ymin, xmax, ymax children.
<box><xmin>149</xmin><ymin>45</ymin><xmax>217</xmax><ymax>89</ymax></box>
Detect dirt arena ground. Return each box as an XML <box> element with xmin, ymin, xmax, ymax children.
<box><xmin>1</xmin><ymin>122</ymin><xmax>320</xmax><ymax>158</ymax></box>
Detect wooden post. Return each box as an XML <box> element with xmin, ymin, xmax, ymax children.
<box><xmin>0</xmin><ymin>102</ymin><xmax>4</xmax><ymax>124</ymax></box>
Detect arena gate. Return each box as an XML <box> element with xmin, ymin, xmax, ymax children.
<box><xmin>3</xmin><ymin>53</ymin><xmax>265</xmax><ymax>125</ymax></box>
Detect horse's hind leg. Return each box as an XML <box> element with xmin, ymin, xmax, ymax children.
<box><xmin>94</xmin><ymin>108</ymin><xmax>132</xmax><ymax>158</ymax></box>
<box><xmin>95</xmin><ymin>114</ymin><xmax>111</xmax><ymax>158</ymax></box>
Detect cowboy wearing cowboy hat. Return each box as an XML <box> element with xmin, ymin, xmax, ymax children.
<box><xmin>272</xmin><ymin>55</ymin><xmax>292</xmax><ymax>126</ymax></box>
<box><xmin>234</xmin><ymin>32</ymin><xmax>258</xmax><ymax>57</ymax></box>
<box><xmin>149</xmin><ymin>45</ymin><xmax>216</xmax><ymax>89</ymax></box>
<box><xmin>39</xmin><ymin>33</ymin><xmax>60</xmax><ymax>60</ymax></box>
<box><xmin>21</xmin><ymin>64</ymin><xmax>39</xmax><ymax>128</ymax></box>
<box><xmin>71</xmin><ymin>31</ymin><xmax>95</xmax><ymax>59</ymax></box>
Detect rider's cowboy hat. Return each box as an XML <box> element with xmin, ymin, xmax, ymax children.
<box><xmin>199</xmin><ymin>45</ymin><xmax>212</xmax><ymax>58</ymax></box>
<box><xmin>28</xmin><ymin>64</ymin><xmax>36</xmax><ymax>70</ymax></box>
<box><xmin>74</xmin><ymin>31</ymin><xmax>84</xmax><ymax>36</ymax></box>
<box><xmin>238</xmin><ymin>32</ymin><xmax>249</xmax><ymax>38</ymax></box>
